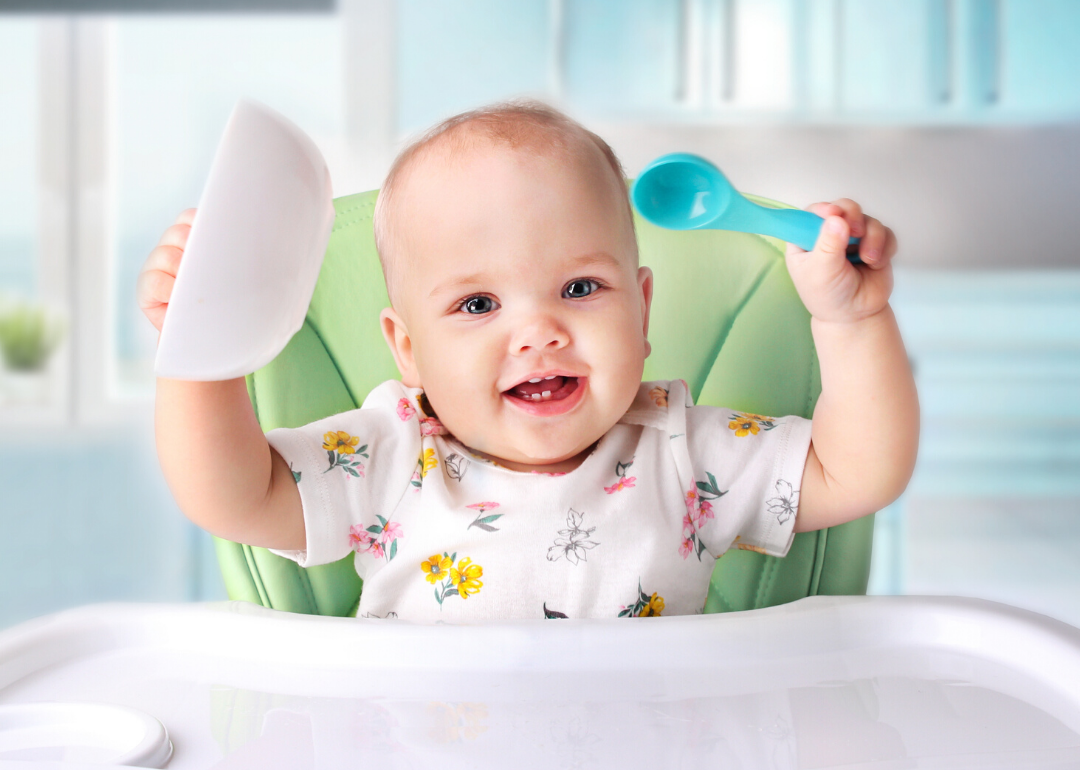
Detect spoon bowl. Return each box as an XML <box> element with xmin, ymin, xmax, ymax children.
<box><xmin>630</xmin><ymin>153</ymin><xmax>733</xmax><ymax>230</ymax></box>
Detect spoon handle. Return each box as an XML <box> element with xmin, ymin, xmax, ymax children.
<box><xmin>748</xmin><ymin>205</ymin><xmax>864</xmax><ymax>265</ymax></box>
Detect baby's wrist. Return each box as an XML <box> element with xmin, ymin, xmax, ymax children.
<box><xmin>810</xmin><ymin>304</ymin><xmax>893</xmax><ymax>334</ymax></box>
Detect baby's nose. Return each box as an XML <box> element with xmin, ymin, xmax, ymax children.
<box><xmin>509</xmin><ymin>312</ymin><xmax>570</xmax><ymax>355</ymax></box>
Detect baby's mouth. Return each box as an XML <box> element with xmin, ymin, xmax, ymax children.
<box><xmin>504</xmin><ymin>375</ymin><xmax>579</xmax><ymax>403</ymax></box>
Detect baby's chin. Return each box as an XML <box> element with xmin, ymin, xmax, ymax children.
<box><xmin>481</xmin><ymin>443</ymin><xmax>599</xmax><ymax>474</ymax></box>
<box><xmin>462</xmin><ymin>429</ymin><xmax>605</xmax><ymax>473</ymax></box>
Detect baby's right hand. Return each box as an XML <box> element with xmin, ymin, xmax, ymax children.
<box><xmin>137</xmin><ymin>208</ymin><xmax>196</xmax><ymax>333</ymax></box>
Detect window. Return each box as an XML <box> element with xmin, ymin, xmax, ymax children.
<box><xmin>0</xmin><ymin>21</ymin><xmax>38</xmax><ymax>301</ymax></box>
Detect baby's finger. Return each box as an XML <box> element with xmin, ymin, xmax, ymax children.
<box><xmin>175</xmin><ymin>207</ymin><xmax>196</xmax><ymax>226</ymax></box>
<box><xmin>806</xmin><ymin>201</ymin><xmax>845</xmax><ymax>221</ymax></box>
<box><xmin>859</xmin><ymin>217</ymin><xmax>889</xmax><ymax>266</ymax></box>
<box><xmin>157</xmin><ymin>221</ymin><xmax>191</xmax><ymax>251</ymax></box>
<box><xmin>829</xmin><ymin>198</ymin><xmax>866</xmax><ymax>238</ymax></box>
<box><xmin>136</xmin><ymin>269</ymin><xmax>175</xmax><ymax>331</ymax></box>
<box><xmin>143</xmin><ymin>241</ymin><xmax>184</xmax><ymax>279</ymax></box>
<box><xmin>883</xmin><ymin>227</ymin><xmax>897</xmax><ymax>261</ymax></box>
<box><xmin>136</xmin><ymin>268</ymin><xmax>175</xmax><ymax>309</ymax></box>
<box><xmin>812</xmin><ymin>215</ymin><xmax>852</xmax><ymax>265</ymax></box>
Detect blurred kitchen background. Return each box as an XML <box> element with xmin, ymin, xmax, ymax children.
<box><xmin>1</xmin><ymin>0</ymin><xmax>1078</xmax><ymax>629</ymax></box>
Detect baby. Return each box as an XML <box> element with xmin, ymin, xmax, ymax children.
<box><xmin>139</xmin><ymin>101</ymin><xmax>918</xmax><ymax>621</ymax></box>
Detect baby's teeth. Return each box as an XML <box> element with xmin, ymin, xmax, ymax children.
<box><xmin>541</xmin><ymin>391</ymin><xmax>551</xmax><ymax>399</ymax></box>
<box><xmin>544</xmin><ymin>375</ymin><xmax>556</xmax><ymax>380</ymax></box>
<box><xmin>531</xmin><ymin>393</ymin><xmax>541</xmax><ymax>401</ymax></box>
<box><xmin>528</xmin><ymin>378</ymin><xmax>542</xmax><ymax>383</ymax></box>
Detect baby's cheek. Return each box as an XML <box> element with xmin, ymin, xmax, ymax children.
<box><xmin>422</xmin><ymin>359</ymin><xmax>498</xmax><ymax>438</ymax></box>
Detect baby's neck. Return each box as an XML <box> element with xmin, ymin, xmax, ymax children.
<box><xmin>472</xmin><ymin>442</ymin><xmax>598</xmax><ymax>475</ymax></box>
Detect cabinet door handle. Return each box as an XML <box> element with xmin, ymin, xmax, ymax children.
<box><xmin>972</xmin><ymin>0</ymin><xmax>1001</xmax><ymax>104</ymax></box>
<box><xmin>929</xmin><ymin>0</ymin><xmax>955</xmax><ymax>104</ymax></box>
<box><xmin>720</xmin><ymin>0</ymin><xmax>736</xmax><ymax>102</ymax></box>
<box><xmin>675</xmin><ymin>0</ymin><xmax>691</xmax><ymax>101</ymax></box>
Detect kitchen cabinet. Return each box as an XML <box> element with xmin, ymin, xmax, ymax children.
<box><xmin>394</xmin><ymin>0</ymin><xmax>1080</xmax><ymax>127</ymax></box>
<box><xmin>997</xmin><ymin>0</ymin><xmax>1080</xmax><ymax>117</ymax></box>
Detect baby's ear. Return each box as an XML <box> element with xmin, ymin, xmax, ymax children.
<box><xmin>380</xmin><ymin>307</ymin><xmax>422</xmax><ymax>388</ymax></box>
<box><xmin>638</xmin><ymin>266</ymin><xmax>654</xmax><ymax>356</ymax></box>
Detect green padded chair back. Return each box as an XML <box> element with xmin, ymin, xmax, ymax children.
<box><xmin>216</xmin><ymin>189</ymin><xmax>875</xmax><ymax>616</ymax></box>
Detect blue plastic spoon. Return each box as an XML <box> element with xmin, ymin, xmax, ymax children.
<box><xmin>631</xmin><ymin>153</ymin><xmax>863</xmax><ymax>264</ymax></box>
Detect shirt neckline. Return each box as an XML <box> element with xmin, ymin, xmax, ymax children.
<box><xmin>441</xmin><ymin>428</ymin><xmax>614</xmax><ymax>479</ymax></box>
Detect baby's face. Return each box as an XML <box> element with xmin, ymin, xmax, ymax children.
<box><xmin>381</xmin><ymin>140</ymin><xmax>653</xmax><ymax>472</ymax></box>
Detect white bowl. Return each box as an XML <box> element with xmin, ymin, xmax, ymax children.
<box><xmin>155</xmin><ymin>99</ymin><xmax>335</xmax><ymax>381</ymax></box>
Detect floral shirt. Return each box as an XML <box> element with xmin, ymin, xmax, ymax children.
<box><xmin>267</xmin><ymin>379</ymin><xmax>812</xmax><ymax>622</ymax></box>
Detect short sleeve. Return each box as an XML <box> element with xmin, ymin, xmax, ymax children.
<box><xmin>264</xmin><ymin>380</ymin><xmax>422</xmax><ymax>570</ymax></box>
<box><xmin>678</xmin><ymin>387</ymin><xmax>813</xmax><ymax>559</ymax></box>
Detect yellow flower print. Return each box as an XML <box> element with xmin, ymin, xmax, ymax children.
<box><xmin>322</xmin><ymin>432</ymin><xmax>368</xmax><ymax>477</ymax></box>
<box><xmin>322</xmin><ymin>431</ymin><xmax>360</xmax><ymax>454</ymax></box>
<box><xmin>619</xmin><ymin>579</ymin><xmax>665</xmax><ymax>617</ymax></box>
<box><xmin>449</xmin><ymin>557</ymin><xmax>483</xmax><ymax>599</ymax></box>
<box><xmin>420</xmin><ymin>448</ymin><xmax>438</xmax><ymax>478</ymax></box>
<box><xmin>421</xmin><ymin>553</ymin><xmax>452</xmax><ymax>584</ymax></box>
<box><xmin>430</xmin><ymin>552</ymin><xmax>483</xmax><ymax>606</ymax></box>
<box><xmin>727</xmin><ymin>412</ymin><xmax>777</xmax><ymax>437</ymax></box>
<box><xmin>639</xmin><ymin>592</ymin><xmax>665</xmax><ymax>617</ymax></box>
<box><xmin>737</xmin><ymin>542</ymin><xmax>768</xmax><ymax>555</ymax></box>
<box><xmin>649</xmin><ymin>386</ymin><xmax>668</xmax><ymax>407</ymax></box>
<box><xmin>734</xmin><ymin>535</ymin><xmax>768</xmax><ymax>555</ymax></box>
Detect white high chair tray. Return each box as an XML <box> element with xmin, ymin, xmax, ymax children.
<box><xmin>0</xmin><ymin>596</ymin><xmax>1077</xmax><ymax>769</ymax></box>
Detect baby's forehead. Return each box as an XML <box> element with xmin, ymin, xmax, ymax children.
<box><xmin>409</xmin><ymin>129</ymin><xmax>605</xmax><ymax>189</ymax></box>
<box><xmin>380</xmin><ymin>123</ymin><xmax>638</xmax><ymax>308</ymax></box>
<box><xmin>399</xmin><ymin>132</ymin><xmax>630</xmax><ymax>230</ymax></box>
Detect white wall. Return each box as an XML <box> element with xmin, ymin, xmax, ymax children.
<box><xmin>600</xmin><ymin>123</ymin><xmax>1080</xmax><ymax>269</ymax></box>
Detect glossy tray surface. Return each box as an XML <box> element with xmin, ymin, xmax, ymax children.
<box><xmin>0</xmin><ymin>596</ymin><xmax>1077</xmax><ymax>769</ymax></box>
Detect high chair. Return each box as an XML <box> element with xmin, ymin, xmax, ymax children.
<box><xmin>1</xmin><ymin>189</ymin><xmax>1078</xmax><ymax>768</ymax></box>
<box><xmin>214</xmin><ymin>188</ymin><xmax>876</xmax><ymax>617</ymax></box>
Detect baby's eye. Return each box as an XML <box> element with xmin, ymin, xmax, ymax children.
<box><xmin>563</xmin><ymin>279</ymin><xmax>601</xmax><ymax>299</ymax></box>
<box><xmin>459</xmin><ymin>295</ymin><xmax>499</xmax><ymax>315</ymax></box>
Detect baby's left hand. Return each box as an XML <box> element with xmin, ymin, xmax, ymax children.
<box><xmin>785</xmin><ymin>199</ymin><xmax>897</xmax><ymax>325</ymax></box>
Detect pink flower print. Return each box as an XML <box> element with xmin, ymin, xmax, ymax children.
<box><xmin>679</xmin><ymin>538</ymin><xmax>694</xmax><ymax>559</ymax></box>
<box><xmin>695</xmin><ymin>498</ymin><xmax>715</xmax><ymax>526</ymax></box>
<box><xmin>419</xmin><ymin>416</ymin><xmax>446</xmax><ymax>436</ymax></box>
<box><xmin>396</xmin><ymin>398</ymin><xmax>416</xmax><ymax>421</ymax></box>
<box><xmin>606</xmin><ymin>457</ymin><xmax>635</xmax><ymax>494</ymax></box>
<box><xmin>352</xmin><ymin>515</ymin><xmax>403</xmax><ymax>561</ymax></box>
<box><xmin>466</xmin><ymin>502</ymin><xmax>500</xmax><ymax>513</ymax></box>
<box><xmin>685</xmin><ymin>487</ymin><xmax>700</xmax><ymax>518</ymax></box>
<box><xmin>467</xmin><ymin>502</ymin><xmax>503</xmax><ymax>532</ymax></box>
<box><xmin>682</xmin><ymin>512</ymin><xmax>695</xmax><ymax>536</ymax></box>
<box><xmin>379</xmin><ymin>520</ymin><xmax>403</xmax><ymax>545</ymax></box>
<box><xmin>604</xmin><ymin>476</ymin><xmax>637</xmax><ymax>494</ymax></box>
<box><xmin>349</xmin><ymin>524</ymin><xmax>371</xmax><ymax>551</ymax></box>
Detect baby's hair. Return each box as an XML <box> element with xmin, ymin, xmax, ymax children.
<box><xmin>373</xmin><ymin>99</ymin><xmax>636</xmax><ymax>307</ymax></box>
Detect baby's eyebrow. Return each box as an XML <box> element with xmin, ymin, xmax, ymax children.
<box><xmin>428</xmin><ymin>273</ymin><xmax>486</xmax><ymax>300</ymax></box>
<box><xmin>568</xmin><ymin>251</ymin><xmax>622</xmax><ymax>270</ymax></box>
<box><xmin>427</xmin><ymin>251</ymin><xmax>622</xmax><ymax>300</ymax></box>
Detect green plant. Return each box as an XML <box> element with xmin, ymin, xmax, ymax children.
<box><xmin>0</xmin><ymin>302</ymin><xmax>65</xmax><ymax>371</ymax></box>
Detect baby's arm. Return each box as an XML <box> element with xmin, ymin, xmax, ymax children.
<box><xmin>138</xmin><ymin>210</ymin><xmax>305</xmax><ymax>550</ymax></box>
<box><xmin>785</xmin><ymin>201</ymin><xmax>919</xmax><ymax>532</ymax></box>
